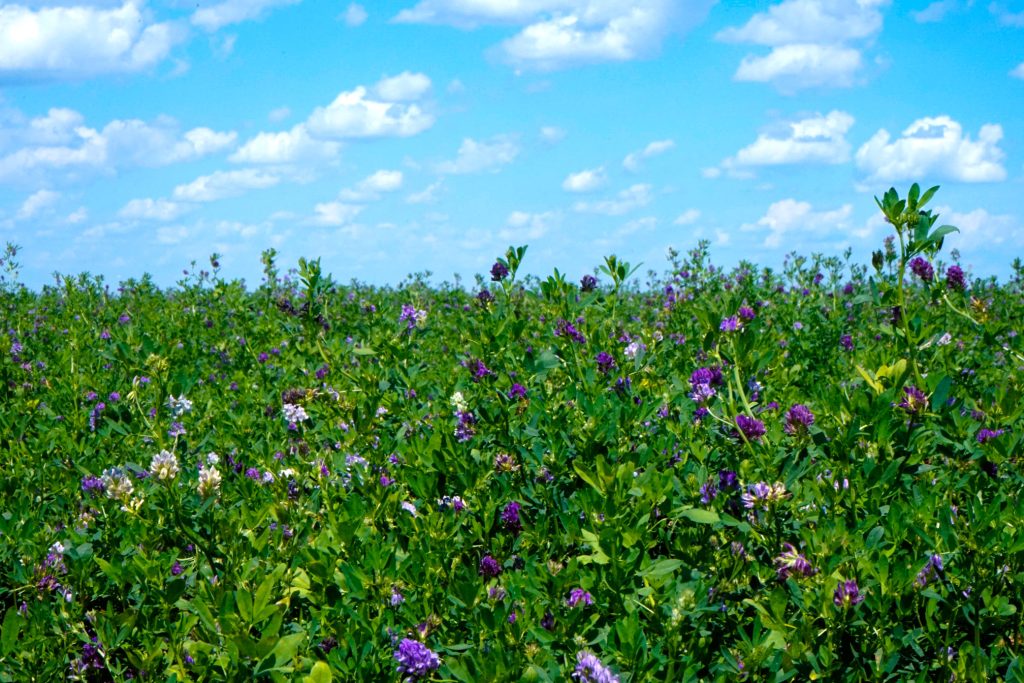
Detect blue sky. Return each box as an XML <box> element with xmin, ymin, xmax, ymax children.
<box><xmin>1</xmin><ymin>0</ymin><xmax>1022</xmax><ymax>289</ymax></box>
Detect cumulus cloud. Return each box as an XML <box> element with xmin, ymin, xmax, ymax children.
<box><xmin>311</xmin><ymin>201</ymin><xmax>363</xmax><ymax>226</ymax></box>
<box><xmin>500</xmin><ymin>210</ymin><xmax>560</xmax><ymax>240</ymax></box>
<box><xmin>173</xmin><ymin>168</ymin><xmax>280</xmax><ymax>202</ymax></box>
<box><xmin>622</xmin><ymin>139</ymin><xmax>674</xmax><ymax>171</ymax></box>
<box><xmin>374</xmin><ymin>71</ymin><xmax>432</xmax><ymax>101</ymax></box>
<box><xmin>934</xmin><ymin>205</ymin><xmax>1023</xmax><ymax>249</ymax></box>
<box><xmin>343</xmin><ymin>2</ymin><xmax>368</xmax><ymax>26</ymax></box>
<box><xmin>406</xmin><ymin>179</ymin><xmax>444</xmax><ymax>204</ymax></box>
<box><xmin>339</xmin><ymin>169</ymin><xmax>404</xmax><ymax>201</ymax></box>
<box><xmin>230</xmin><ymin>124</ymin><xmax>339</xmax><ymax>164</ymax></box>
<box><xmin>119</xmin><ymin>198</ymin><xmax>188</xmax><ymax>221</ymax></box>
<box><xmin>741</xmin><ymin>199</ymin><xmax>854</xmax><ymax>248</ymax></box>
<box><xmin>307</xmin><ymin>77</ymin><xmax>435</xmax><ymax>139</ymax></box>
<box><xmin>720</xmin><ymin>110</ymin><xmax>854</xmax><ymax>173</ymax></box>
<box><xmin>540</xmin><ymin>126</ymin><xmax>566</xmax><ymax>143</ymax></box>
<box><xmin>192</xmin><ymin>0</ymin><xmax>300</xmax><ymax>31</ymax></box>
<box><xmin>673</xmin><ymin>208</ymin><xmax>701</xmax><ymax>225</ymax></box>
<box><xmin>17</xmin><ymin>189</ymin><xmax>60</xmax><ymax>219</ymax></box>
<box><xmin>0</xmin><ymin>108</ymin><xmax>236</xmax><ymax>184</ymax></box>
<box><xmin>436</xmin><ymin>135</ymin><xmax>519</xmax><ymax>174</ymax></box>
<box><xmin>394</xmin><ymin>0</ymin><xmax>715</xmax><ymax>71</ymax></box>
<box><xmin>717</xmin><ymin>0</ymin><xmax>889</xmax><ymax>92</ymax></box>
<box><xmin>912</xmin><ymin>0</ymin><xmax>958</xmax><ymax>22</ymax></box>
<box><xmin>562</xmin><ymin>166</ymin><xmax>606</xmax><ymax>192</ymax></box>
<box><xmin>0</xmin><ymin>2</ymin><xmax>183</xmax><ymax>79</ymax></box>
<box><xmin>573</xmin><ymin>183</ymin><xmax>652</xmax><ymax>215</ymax></box>
<box><xmin>855</xmin><ymin>115</ymin><xmax>1006</xmax><ymax>184</ymax></box>
<box><xmin>1012</xmin><ymin>62</ymin><xmax>1024</xmax><ymax>79</ymax></box>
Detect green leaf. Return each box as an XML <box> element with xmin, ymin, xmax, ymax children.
<box><xmin>928</xmin><ymin>224</ymin><xmax>959</xmax><ymax>245</ymax></box>
<box><xmin>640</xmin><ymin>559</ymin><xmax>684</xmax><ymax>578</ymax></box>
<box><xmin>305</xmin><ymin>661</ymin><xmax>333</xmax><ymax>683</ymax></box>
<box><xmin>676</xmin><ymin>507</ymin><xmax>720</xmax><ymax>525</ymax></box>
<box><xmin>1</xmin><ymin>608</ymin><xmax>22</xmax><ymax>656</ymax></box>
<box><xmin>907</xmin><ymin>183</ymin><xmax>920</xmax><ymax>209</ymax></box>
<box><xmin>918</xmin><ymin>185</ymin><xmax>939</xmax><ymax>208</ymax></box>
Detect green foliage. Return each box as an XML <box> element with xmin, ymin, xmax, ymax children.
<box><xmin>0</xmin><ymin>188</ymin><xmax>1022</xmax><ymax>682</ymax></box>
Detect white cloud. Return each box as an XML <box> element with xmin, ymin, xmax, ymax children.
<box><xmin>339</xmin><ymin>169</ymin><xmax>404</xmax><ymax>201</ymax></box>
<box><xmin>0</xmin><ymin>2</ymin><xmax>183</xmax><ymax>78</ymax></box>
<box><xmin>741</xmin><ymin>199</ymin><xmax>854</xmax><ymax>247</ymax></box>
<box><xmin>307</xmin><ymin>81</ymin><xmax>434</xmax><ymax>139</ymax></box>
<box><xmin>855</xmin><ymin>115</ymin><xmax>1006</xmax><ymax>184</ymax></box>
<box><xmin>734</xmin><ymin>44</ymin><xmax>863</xmax><ymax>90</ymax></box>
<box><xmin>720</xmin><ymin>110</ymin><xmax>854</xmax><ymax>172</ymax></box>
<box><xmin>436</xmin><ymin>135</ymin><xmax>520</xmax><ymax>174</ymax></box>
<box><xmin>374</xmin><ymin>71</ymin><xmax>432</xmax><ymax>101</ymax></box>
<box><xmin>230</xmin><ymin>124</ymin><xmax>339</xmax><ymax>164</ymax></box>
<box><xmin>119</xmin><ymin>198</ymin><xmax>187</xmax><ymax>221</ymax></box>
<box><xmin>717</xmin><ymin>0</ymin><xmax>889</xmax><ymax>92</ymax></box>
<box><xmin>540</xmin><ymin>125</ymin><xmax>566</xmax><ymax>143</ymax></box>
<box><xmin>673</xmin><ymin>208</ymin><xmax>701</xmax><ymax>225</ymax></box>
<box><xmin>934</xmin><ymin>205</ymin><xmax>1023</xmax><ymax>249</ymax></box>
<box><xmin>268</xmin><ymin>106</ymin><xmax>291</xmax><ymax>123</ymax></box>
<box><xmin>574</xmin><ymin>183</ymin><xmax>652</xmax><ymax>215</ymax></box>
<box><xmin>17</xmin><ymin>189</ymin><xmax>60</xmax><ymax>219</ymax></box>
<box><xmin>395</xmin><ymin>0</ymin><xmax>714</xmax><ymax>71</ymax></box>
<box><xmin>619</xmin><ymin>215</ymin><xmax>657</xmax><ymax>235</ymax></box>
<box><xmin>66</xmin><ymin>207</ymin><xmax>88</xmax><ymax>224</ymax></box>
<box><xmin>1012</xmin><ymin>62</ymin><xmax>1024</xmax><ymax>79</ymax></box>
<box><xmin>0</xmin><ymin>110</ymin><xmax>236</xmax><ymax>183</ymax></box>
<box><xmin>173</xmin><ymin>168</ymin><xmax>280</xmax><ymax>202</ymax></box>
<box><xmin>343</xmin><ymin>3</ymin><xmax>368</xmax><ymax>26</ymax></box>
<box><xmin>912</xmin><ymin>0</ymin><xmax>957</xmax><ymax>22</ymax></box>
<box><xmin>990</xmin><ymin>3</ymin><xmax>1024</xmax><ymax>26</ymax></box>
<box><xmin>311</xmin><ymin>201</ymin><xmax>363</xmax><ymax>226</ymax></box>
<box><xmin>622</xmin><ymin>138</ymin><xmax>674</xmax><ymax>171</ymax></box>
<box><xmin>192</xmin><ymin>0</ymin><xmax>300</xmax><ymax>31</ymax></box>
<box><xmin>501</xmin><ymin>210</ymin><xmax>560</xmax><ymax>240</ymax></box>
<box><xmin>406</xmin><ymin>179</ymin><xmax>444</xmax><ymax>204</ymax></box>
<box><xmin>156</xmin><ymin>225</ymin><xmax>191</xmax><ymax>245</ymax></box>
<box><xmin>562</xmin><ymin>166</ymin><xmax>606</xmax><ymax>192</ymax></box>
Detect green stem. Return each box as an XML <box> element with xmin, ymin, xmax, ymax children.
<box><xmin>894</xmin><ymin>230</ymin><xmax>925</xmax><ymax>387</ymax></box>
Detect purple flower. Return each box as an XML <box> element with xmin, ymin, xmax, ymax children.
<box><xmin>595</xmin><ymin>352</ymin><xmax>616</xmax><ymax>375</ymax></box>
<box><xmin>946</xmin><ymin>265</ymin><xmax>966</xmax><ymax>291</ymax></box>
<box><xmin>719</xmin><ymin>316</ymin><xmax>740</xmax><ymax>332</ymax></box>
<box><xmin>567</xmin><ymin>587</ymin><xmax>593</xmax><ymax>608</ymax></box>
<box><xmin>784</xmin><ymin>404</ymin><xmax>815</xmax><ymax>435</ymax></box>
<box><xmin>834</xmin><ymin>580</ymin><xmax>864</xmax><ymax>608</ymax></box>
<box><xmin>699</xmin><ymin>480</ymin><xmax>718</xmax><ymax>505</ymax></box>
<box><xmin>167</xmin><ymin>421</ymin><xmax>186</xmax><ymax>438</ymax></box>
<box><xmin>572</xmin><ymin>651</ymin><xmax>620</xmax><ymax>683</ymax></box>
<box><xmin>454</xmin><ymin>411</ymin><xmax>476</xmax><ymax>442</ymax></box>
<box><xmin>977</xmin><ymin>428</ymin><xmax>1004</xmax><ymax>444</ymax></box>
<box><xmin>479</xmin><ymin>555</ymin><xmax>502</xmax><ymax>578</ymax></box>
<box><xmin>171</xmin><ymin>561</ymin><xmax>183</xmax><ymax>576</ymax></box>
<box><xmin>580</xmin><ymin>274</ymin><xmax>598</xmax><ymax>292</ymax></box>
<box><xmin>463</xmin><ymin>358</ymin><xmax>492</xmax><ymax>382</ymax></box>
<box><xmin>390</xmin><ymin>586</ymin><xmax>405</xmax><ymax>606</ymax></box>
<box><xmin>718</xmin><ymin>470</ymin><xmax>739</xmax><ymax>490</ymax></box>
<box><xmin>81</xmin><ymin>475</ymin><xmax>105</xmax><ymax>496</ymax></box>
<box><xmin>507</xmin><ymin>383</ymin><xmax>527</xmax><ymax>400</ymax></box>
<box><xmin>775</xmin><ymin>543</ymin><xmax>815</xmax><ymax>580</ymax></box>
<box><xmin>399</xmin><ymin>304</ymin><xmax>427</xmax><ymax>330</ymax></box>
<box><xmin>738</xmin><ymin>306</ymin><xmax>756</xmax><ymax>321</ymax></box>
<box><xmin>909</xmin><ymin>256</ymin><xmax>934</xmax><ymax>282</ymax></box>
<box><xmin>898</xmin><ymin>386</ymin><xmax>928</xmax><ymax>415</ymax></box>
<box><xmin>393</xmin><ymin>638</ymin><xmax>440</xmax><ymax>680</ymax></box>
<box><xmin>491</xmin><ymin>261</ymin><xmax>509</xmax><ymax>281</ymax></box>
<box><xmin>554</xmin><ymin>318</ymin><xmax>587</xmax><ymax>344</ymax></box>
<box><xmin>735</xmin><ymin>414</ymin><xmax>766</xmax><ymax>442</ymax></box>
<box><xmin>915</xmin><ymin>554</ymin><xmax>944</xmax><ymax>587</ymax></box>
<box><xmin>501</xmin><ymin>501</ymin><xmax>522</xmax><ymax>536</ymax></box>
<box><xmin>840</xmin><ymin>334</ymin><xmax>854</xmax><ymax>352</ymax></box>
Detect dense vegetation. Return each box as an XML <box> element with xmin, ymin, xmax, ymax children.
<box><xmin>1</xmin><ymin>186</ymin><xmax>1022</xmax><ymax>681</ymax></box>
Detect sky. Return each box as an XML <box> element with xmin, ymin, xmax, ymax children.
<box><xmin>1</xmin><ymin>0</ymin><xmax>1022</xmax><ymax>290</ymax></box>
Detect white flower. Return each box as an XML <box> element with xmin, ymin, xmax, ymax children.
<box><xmin>166</xmin><ymin>394</ymin><xmax>193</xmax><ymax>418</ymax></box>
<box><xmin>450</xmin><ymin>391</ymin><xmax>468</xmax><ymax>413</ymax></box>
<box><xmin>197</xmin><ymin>465</ymin><xmax>222</xmax><ymax>498</ymax></box>
<box><xmin>401</xmin><ymin>501</ymin><xmax>417</xmax><ymax>517</ymax></box>
<box><xmin>101</xmin><ymin>467</ymin><xmax>134</xmax><ymax>500</ymax></box>
<box><xmin>206</xmin><ymin>452</ymin><xmax>220</xmax><ymax>465</ymax></box>
<box><xmin>150</xmin><ymin>449</ymin><xmax>180</xmax><ymax>481</ymax></box>
<box><xmin>283</xmin><ymin>403</ymin><xmax>309</xmax><ymax>423</ymax></box>
<box><xmin>937</xmin><ymin>332</ymin><xmax>953</xmax><ymax>346</ymax></box>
